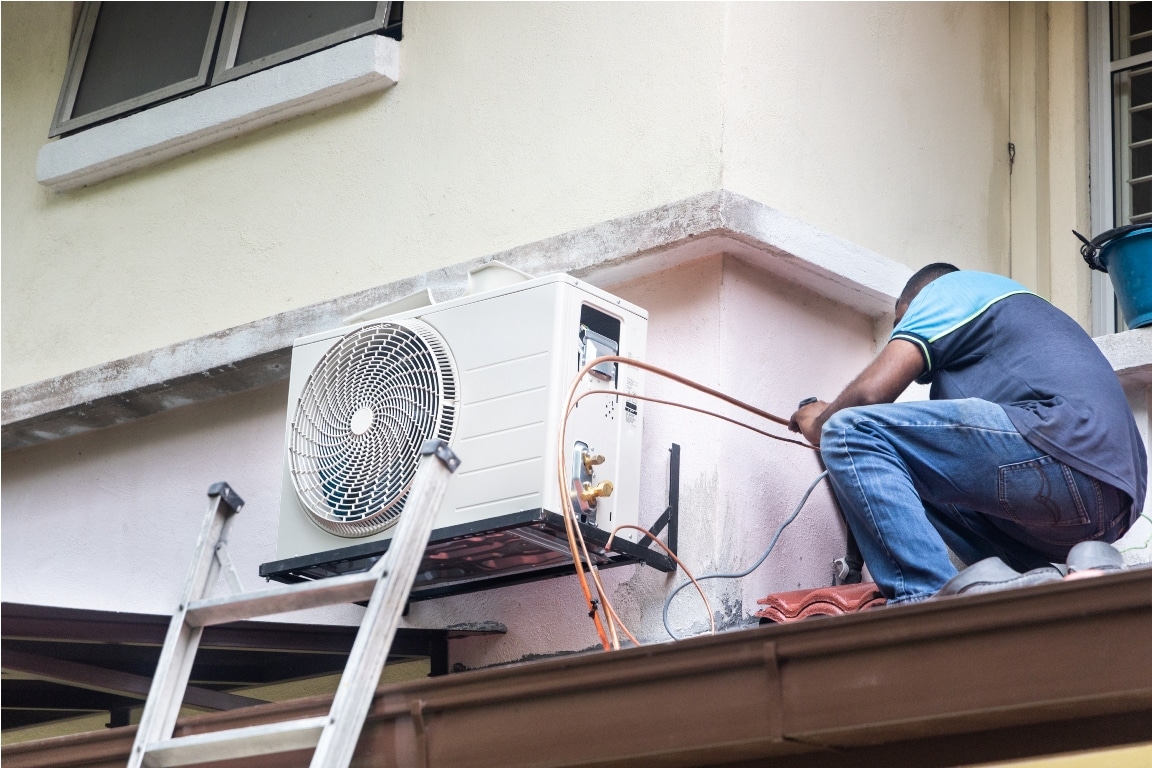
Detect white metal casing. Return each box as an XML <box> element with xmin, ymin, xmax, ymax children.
<box><xmin>276</xmin><ymin>273</ymin><xmax>648</xmax><ymax>562</ymax></box>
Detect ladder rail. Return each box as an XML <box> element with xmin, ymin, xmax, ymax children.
<box><xmin>128</xmin><ymin>487</ymin><xmax>243</xmax><ymax>768</ymax></box>
<box><xmin>130</xmin><ymin>443</ymin><xmax>460</xmax><ymax>768</ymax></box>
<box><xmin>310</xmin><ymin>441</ymin><xmax>458</xmax><ymax>768</ymax></box>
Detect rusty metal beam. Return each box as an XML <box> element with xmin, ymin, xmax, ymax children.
<box><xmin>1</xmin><ymin>602</ymin><xmax>492</xmax><ymax>655</ymax></box>
<box><xmin>1</xmin><ymin>649</ymin><xmax>262</xmax><ymax>712</ymax></box>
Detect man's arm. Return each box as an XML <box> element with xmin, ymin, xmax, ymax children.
<box><xmin>788</xmin><ymin>339</ymin><xmax>925</xmax><ymax>446</ymax></box>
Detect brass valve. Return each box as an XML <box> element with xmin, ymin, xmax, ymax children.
<box><xmin>579</xmin><ymin>480</ymin><xmax>614</xmax><ymax>502</ymax></box>
<box><xmin>582</xmin><ymin>452</ymin><xmax>606</xmax><ymax>475</ymax></box>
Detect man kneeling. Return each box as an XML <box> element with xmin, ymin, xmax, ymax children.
<box><xmin>789</xmin><ymin>264</ymin><xmax>1146</xmax><ymax>604</ymax></box>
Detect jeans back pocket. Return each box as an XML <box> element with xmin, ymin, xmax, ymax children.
<box><xmin>997</xmin><ymin>456</ymin><xmax>1098</xmax><ymax>544</ymax></box>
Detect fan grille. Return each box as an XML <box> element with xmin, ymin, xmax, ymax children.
<box><xmin>289</xmin><ymin>320</ymin><xmax>457</xmax><ymax>537</ymax></box>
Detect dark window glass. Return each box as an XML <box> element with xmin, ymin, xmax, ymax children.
<box><xmin>1126</xmin><ymin>3</ymin><xmax>1152</xmax><ymax>55</ymax></box>
<box><xmin>1131</xmin><ymin>34</ymin><xmax>1152</xmax><ymax>56</ymax></box>
<box><xmin>1132</xmin><ymin>71</ymin><xmax>1152</xmax><ymax>105</ymax></box>
<box><xmin>72</xmin><ymin>3</ymin><xmax>217</xmax><ymax>118</ymax></box>
<box><xmin>385</xmin><ymin>1</ymin><xmax>403</xmax><ymax>38</ymax></box>
<box><xmin>1132</xmin><ymin>143</ymin><xmax>1152</xmax><ymax>180</ymax></box>
<box><xmin>52</xmin><ymin>1</ymin><xmax>400</xmax><ymax>137</ymax></box>
<box><xmin>1132</xmin><ymin>105</ymin><xmax>1152</xmax><ymax>143</ymax></box>
<box><xmin>235</xmin><ymin>2</ymin><xmax>379</xmax><ymax>66</ymax></box>
<box><xmin>1132</xmin><ymin>179</ymin><xmax>1152</xmax><ymax>215</ymax></box>
<box><xmin>1130</xmin><ymin>2</ymin><xmax>1152</xmax><ymax>36</ymax></box>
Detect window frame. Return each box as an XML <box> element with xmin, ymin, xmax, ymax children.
<box><xmin>1085</xmin><ymin>1</ymin><xmax>1152</xmax><ymax>335</ymax></box>
<box><xmin>212</xmin><ymin>2</ymin><xmax>393</xmax><ymax>86</ymax></box>
<box><xmin>48</xmin><ymin>1</ymin><xmax>227</xmax><ymax>138</ymax></box>
<box><xmin>37</xmin><ymin>33</ymin><xmax>399</xmax><ymax>192</ymax></box>
<box><xmin>1111</xmin><ymin>1</ymin><xmax>1152</xmax><ymax>228</ymax></box>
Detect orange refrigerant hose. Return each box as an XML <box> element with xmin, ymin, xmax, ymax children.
<box><xmin>555</xmin><ymin>355</ymin><xmax>813</xmax><ymax>650</ymax></box>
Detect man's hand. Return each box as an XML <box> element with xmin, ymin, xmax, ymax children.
<box><xmin>789</xmin><ymin>400</ymin><xmax>829</xmax><ymax>446</ymax></box>
<box><xmin>786</xmin><ymin>339</ymin><xmax>925</xmax><ymax>449</ymax></box>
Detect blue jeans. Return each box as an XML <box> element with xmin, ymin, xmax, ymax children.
<box><xmin>820</xmin><ymin>398</ymin><xmax>1130</xmax><ymax>604</ymax></box>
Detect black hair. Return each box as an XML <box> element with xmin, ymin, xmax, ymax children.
<box><xmin>898</xmin><ymin>262</ymin><xmax>959</xmax><ymax>307</ymax></box>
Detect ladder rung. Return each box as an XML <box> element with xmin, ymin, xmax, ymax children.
<box><xmin>142</xmin><ymin>716</ymin><xmax>328</xmax><ymax>767</ymax></box>
<box><xmin>185</xmin><ymin>570</ymin><xmax>381</xmax><ymax>627</ymax></box>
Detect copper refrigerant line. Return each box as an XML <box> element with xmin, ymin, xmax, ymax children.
<box><xmin>555</xmin><ymin>355</ymin><xmax>821</xmax><ymax>651</ymax></box>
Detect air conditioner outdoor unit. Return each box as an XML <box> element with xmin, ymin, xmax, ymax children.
<box><xmin>260</xmin><ymin>264</ymin><xmax>667</xmax><ymax>600</ymax></box>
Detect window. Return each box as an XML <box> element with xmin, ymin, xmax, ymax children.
<box><xmin>50</xmin><ymin>3</ymin><xmax>226</xmax><ymax>137</ymax></box>
<box><xmin>214</xmin><ymin>2</ymin><xmax>394</xmax><ymax>85</ymax></box>
<box><xmin>1087</xmin><ymin>1</ymin><xmax>1152</xmax><ymax>334</ymax></box>
<box><xmin>1112</xmin><ymin>1</ymin><xmax>1152</xmax><ymax>226</ymax></box>
<box><xmin>49</xmin><ymin>1</ymin><xmax>402</xmax><ymax>138</ymax></box>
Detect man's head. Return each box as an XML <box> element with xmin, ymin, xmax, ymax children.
<box><xmin>894</xmin><ymin>262</ymin><xmax>959</xmax><ymax>324</ymax></box>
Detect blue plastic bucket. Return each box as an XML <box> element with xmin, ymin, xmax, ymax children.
<box><xmin>1099</xmin><ymin>227</ymin><xmax>1152</xmax><ymax>329</ymax></box>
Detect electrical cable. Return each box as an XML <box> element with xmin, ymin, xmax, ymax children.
<box><xmin>562</xmin><ymin>389</ymin><xmax>817</xmax><ymax>646</ymax></box>
<box><xmin>565</xmin><ymin>391</ymin><xmax>817</xmax><ymax>645</ymax></box>
<box><xmin>661</xmin><ymin>469</ymin><xmax>829</xmax><ymax>641</ymax></box>
<box><xmin>557</xmin><ymin>356</ymin><xmax>805</xmax><ymax>648</ymax></box>
<box><xmin>555</xmin><ymin>354</ymin><xmax>820</xmax><ymax>650</ymax></box>
<box><xmin>1119</xmin><ymin>514</ymin><xmax>1152</xmax><ymax>553</ymax></box>
<box><xmin>607</xmin><ymin>524</ymin><xmax>716</xmax><ymax>636</ymax></box>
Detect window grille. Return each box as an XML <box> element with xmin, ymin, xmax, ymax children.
<box><xmin>1113</xmin><ymin>2</ymin><xmax>1152</xmax><ymax>226</ymax></box>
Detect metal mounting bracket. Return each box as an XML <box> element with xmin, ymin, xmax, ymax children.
<box><xmin>639</xmin><ymin>443</ymin><xmax>680</xmax><ymax>562</ymax></box>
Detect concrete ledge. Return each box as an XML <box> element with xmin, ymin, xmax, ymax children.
<box><xmin>1095</xmin><ymin>328</ymin><xmax>1152</xmax><ymax>386</ymax></box>
<box><xmin>37</xmin><ymin>36</ymin><xmax>399</xmax><ymax>192</ymax></box>
<box><xmin>1</xmin><ymin>190</ymin><xmax>910</xmax><ymax>450</ymax></box>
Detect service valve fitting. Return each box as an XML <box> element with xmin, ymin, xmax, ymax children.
<box><xmin>579</xmin><ymin>480</ymin><xmax>615</xmax><ymax>503</ymax></box>
<box><xmin>582</xmin><ymin>452</ymin><xmax>606</xmax><ymax>475</ymax></box>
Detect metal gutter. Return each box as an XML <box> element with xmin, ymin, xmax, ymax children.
<box><xmin>1</xmin><ymin>190</ymin><xmax>910</xmax><ymax>451</ymax></box>
<box><xmin>6</xmin><ymin>568</ymin><xmax>1151</xmax><ymax>768</ymax></box>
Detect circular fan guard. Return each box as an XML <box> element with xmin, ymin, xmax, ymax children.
<box><xmin>289</xmin><ymin>320</ymin><xmax>457</xmax><ymax>537</ymax></box>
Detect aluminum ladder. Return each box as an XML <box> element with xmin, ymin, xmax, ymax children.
<box><xmin>127</xmin><ymin>439</ymin><xmax>461</xmax><ymax>768</ymax></box>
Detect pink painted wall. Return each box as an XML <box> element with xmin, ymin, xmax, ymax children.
<box><xmin>422</xmin><ymin>255</ymin><xmax>883</xmax><ymax>661</ymax></box>
<box><xmin>608</xmin><ymin>255</ymin><xmax>879</xmax><ymax>634</ymax></box>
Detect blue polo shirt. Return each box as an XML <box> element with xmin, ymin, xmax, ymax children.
<box><xmin>891</xmin><ymin>271</ymin><xmax>1146</xmax><ymax>517</ymax></box>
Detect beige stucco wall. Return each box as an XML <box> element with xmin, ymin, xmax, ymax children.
<box><xmin>1008</xmin><ymin>2</ymin><xmax>1093</xmax><ymax>324</ymax></box>
<box><xmin>3</xmin><ymin>1</ymin><xmax>1028</xmax><ymax>390</ymax></box>
<box><xmin>721</xmin><ymin>2</ymin><xmax>1012</xmax><ymax>275</ymax></box>
<box><xmin>3</xmin><ymin>1</ymin><xmax>730</xmax><ymax>389</ymax></box>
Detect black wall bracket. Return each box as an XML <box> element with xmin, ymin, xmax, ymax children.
<box><xmin>642</xmin><ymin>443</ymin><xmax>680</xmax><ymax>560</ymax></box>
<box><xmin>261</xmin><ymin>443</ymin><xmax>684</xmax><ymax>600</ymax></box>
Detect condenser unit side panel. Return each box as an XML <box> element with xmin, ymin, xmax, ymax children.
<box><xmin>550</xmin><ymin>287</ymin><xmax>647</xmax><ymax>542</ymax></box>
<box><xmin>418</xmin><ymin>283</ymin><xmax>562</xmax><ymax>530</ymax></box>
<box><xmin>611</xmin><ymin>309</ymin><xmax>647</xmax><ymax>537</ymax></box>
<box><xmin>534</xmin><ymin>289</ymin><xmax>575</xmax><ymax>518</ymax></box>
